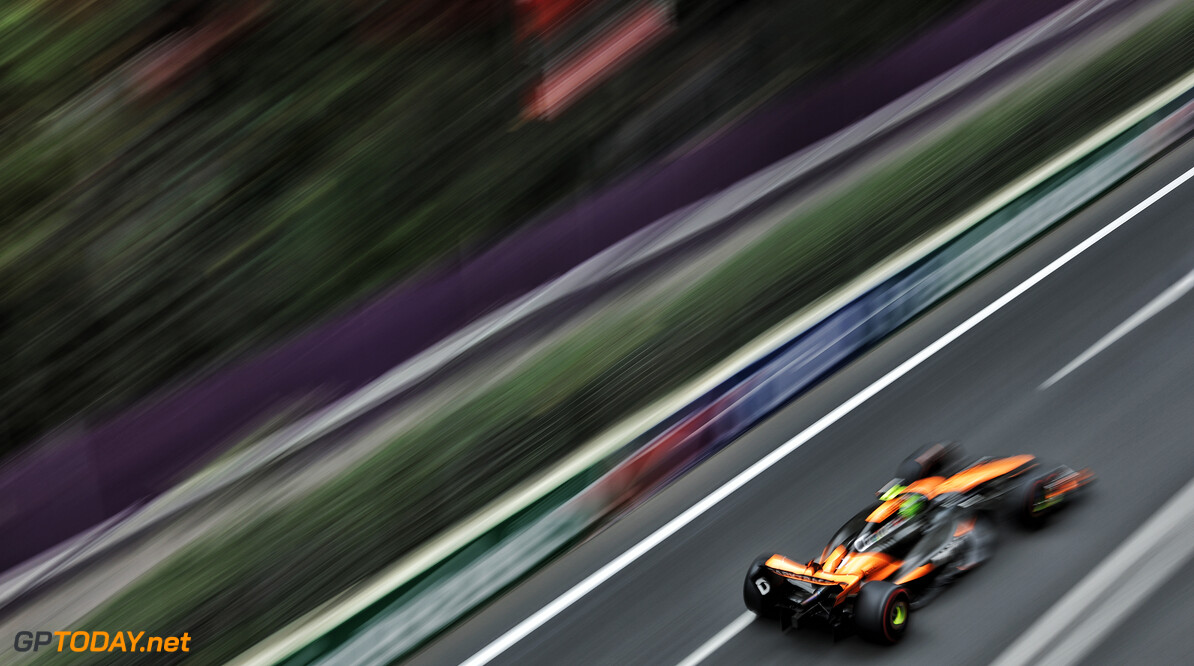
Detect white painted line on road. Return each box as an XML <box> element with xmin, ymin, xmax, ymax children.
<box><xmin>992</xmin><ymin>473</ymin><xmax>1194</xmax><ymax>666</ymax></box>
<box><xmin>1040</xmin><ymin>266</ymin><xmax>1194</xmax><ymax>389</ymax></box>
<box><xmin>674</xmin><ymin>612</ymin><xmax>755</xmax><ymax>666</ymax></box>
<box><xmin>459</xmin><ymin>160</ymin><xmax>1194</xmax><ymax>666</ymax></box>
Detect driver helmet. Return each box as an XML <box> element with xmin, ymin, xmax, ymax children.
<box><xmin>898</xmin><ymin>492</ymin><xmax>927</xmax><ymax>519</ymax></box>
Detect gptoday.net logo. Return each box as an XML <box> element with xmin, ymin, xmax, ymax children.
<box><xmin>14</xmin><ymin>631</ymin><xmax>191</xmax><ymax>654</ymax></box>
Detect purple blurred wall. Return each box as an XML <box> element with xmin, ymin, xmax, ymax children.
<box><xmin>0</xmin><ymin>0</ymin><xmax>1075</xmax><ymax>572</ymax></box>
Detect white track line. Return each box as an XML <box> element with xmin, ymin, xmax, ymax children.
<box><xmin>1040</xmin><ymin>266</ymin><xmax>1194</xmax><ymax>389</ymax></box>
<box><xmin>459</xmin><ymin>164</ymin><xmax>1194</xmax><ymax>666</ymax></box>
<box><xmin>674</xmin><ymin>612</ymin><xmax>755</xmax><ymax>666</ymax></box>
<box><xmin>992</xmin><ymin>473</ymin><xmax>1194</xmax><ymax>666</ymax></box>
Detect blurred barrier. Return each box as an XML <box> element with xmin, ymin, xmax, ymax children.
<box><xmin>246</xmin><ymin>63</ymin><xmax>1194</xmax><ymax>666</ymax></box>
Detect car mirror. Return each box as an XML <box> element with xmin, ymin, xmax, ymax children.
<box><xmin>877</xmin><ymin>479</ymin><xmax>906</xmax><ymax>500</ymax></box>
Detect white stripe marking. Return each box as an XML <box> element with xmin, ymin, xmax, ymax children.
<box><xmin>1039</xmin><ymin>266</ymin><xmax>1194</xmax><ymax>389</ymax></box>
<box><xmin>460</xmin><ymin>164</ymin><xmax>1194</xmax><ymax>666</ymax></box>
<box><xmin>674</xmin><ymin>612</ymin><xmax>755</xmax><ymax>666</ymax></box>
<box><xmin>992</xmin><ymin>473</ymin><xmax>1194</xmax><ymax>666</ymax></box>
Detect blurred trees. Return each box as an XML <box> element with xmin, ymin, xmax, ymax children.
<box><xmin>0</xmin><ymin>0</ymin><xmax>963</xmax><ymax>456</ymax></box>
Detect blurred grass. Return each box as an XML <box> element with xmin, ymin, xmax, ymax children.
<box><xmin>0</xmin><ymin>0</ymin><xmax>963</xmax><ymax>456</ymax></box>
<box><xmin>46</xmin><ymin>3</ymin><xmax>1194</xmax><ymax>664</ymax></box>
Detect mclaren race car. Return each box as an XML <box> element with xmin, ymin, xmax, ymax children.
<box><xmin>743</xmin><ymin>443</ymin><xmax>1093</xmax><ymax>644</ymax></box>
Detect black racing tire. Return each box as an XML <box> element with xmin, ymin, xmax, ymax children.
<box><xmin>896</xmin><ymin>442</ymin><xmax>961</xmax><ymax>481</ymax></box>
<box><xmin>854</xmin><ymin>581</ymin><xmax>911</xmax><ymax>645</ymax></box>
<box><xmin>1014</xmin><ymin>466</ymin><xmax>1064</xmax><ymax>529</ymax></box>
<box><xmin>743</xmin><ymin>554</ymin><xmax>782</xmax><ymax>619</ymax></box>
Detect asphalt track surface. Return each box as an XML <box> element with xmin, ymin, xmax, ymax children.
<box><xmin>410</xmin><ymin>135</ymin><xmax>1194</xmax><ymax>666</ymax></box>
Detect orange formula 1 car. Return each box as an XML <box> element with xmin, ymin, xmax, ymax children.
<box><xmin>743</xmin><ymin>443</ymin><xmax>1093</xmax><ymax>644</ymax></box>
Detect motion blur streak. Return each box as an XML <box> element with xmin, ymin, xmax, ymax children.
<box><xmin>1038</xmin><ymin>265</ymin><xmax>1194</xmax><ymax>389</ymax></box>
<box><xmin>991</xmin><ymin>474</ymin><xmax>1194</xmax><ymax>666</ymax></box>
<box><xmin>458</xmin><ymin>158</ymin><xmax>1194</xmax><ymax>666</ymax></box>
<box><xmin>524</xmin><ymin>2</ymin><xmax>676</xmax><ymax>119</ymax></box>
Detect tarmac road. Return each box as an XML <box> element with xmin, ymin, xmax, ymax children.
<box><xmin>410</xmin><ymin>134</ymin><xmax>1194</xmax><ymax>666</ymax></box>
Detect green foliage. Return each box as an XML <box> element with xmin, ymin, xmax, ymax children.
<box><xmin>0</xmin><ymin>0</ymin><xmax>962</xmax><ymax>454</ymax></box>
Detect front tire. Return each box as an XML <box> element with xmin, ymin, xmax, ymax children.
<box><xmin>896</xmin><ymin>442</ymin><xmax>961</xmax><ymax>481</ymax></box>
<box><xmin>855</xmin><ymin>581</ymin><xmax>910</xmax><ymax>644</ymax></box>
<box><xmin>1015</xmin><ymin>466</ymin><xmax>1064</xmax><ymax>528</ymax></box>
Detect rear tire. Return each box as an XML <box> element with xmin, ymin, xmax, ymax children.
<box><xmin>743</xmin><ymin>554</ymin><xmax>781</xmax><ymax>619</ymax></box>
<box><xmin>855</xmin><ymin>581</ymin><xmax>910</xmax><ymax>645</ymax></box>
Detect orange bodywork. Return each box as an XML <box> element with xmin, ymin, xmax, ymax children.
<box><xmin>823</xmin><ymin>546</ymin><xmax>847</xmax><ymax>573</ymax></box>
<box><xmin>764</xmin><ymin>555</ymin><xmax>805</xmax><ymax>573</ymax></box>
<box><xmin>768</xmin><ymin>552</ymin><xmax>896</xmax><ymax>579</ymax></box>
<box><xmin>933</xmin><ymin>455</ymin><xmax>1035</xmax><ymax>496</ymax></box>
<box><xmin>766</xmin><ymin>555</ymin><xmax>860</xmax><ymax>585</ymax></box>
<box><xmin>834</xmin><ymin>552</ymin><xmax>901</xmax><ymax>580</ymax></box>
<box><xmin>865</xmin><ymin>499</ymin><xmax>901</xmax><ymax>523</ymax></box>
<box><xmin>954</xmin><ymin>516</ymin><xmax>976</xmax><ymax>537</ymax></box>
<box><xmin>904</xmin><ymin>476</ymin><xmax>946</xmax><ymax>496</ymax></box>
<box><xmin>870</xmin><ymin>456</ymin><xmax>1035</xmax><ymax>503</ymax></box>
<box><xmin>895</xmin><ymin>563</ymin><xmax>934</xmax><ymax>585</ymax></box>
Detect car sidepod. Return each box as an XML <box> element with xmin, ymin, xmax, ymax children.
<box><xmin>890</xmin><ymin>511</ymin><xmax>994</xmax><ymax>608</ymax></box>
